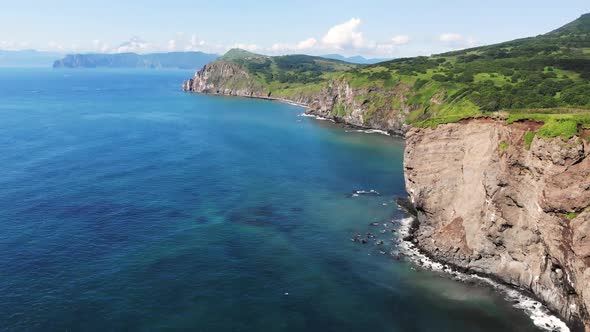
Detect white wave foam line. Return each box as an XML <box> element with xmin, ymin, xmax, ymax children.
<box><xmin>345</xmin><ymin>129</ymin><xmax>391</xmax><ymax>136</ymax></box>
<box><xmin>356</xmin><ymin>189</ymin><xmax>380</xmax><ymax>195</ymax></box>
<box><xmin>357</xmin><ymin>129</ymin><xmax>391</xmax><ymax>136</ymax></box>
<box><xmin>298</xmin><ymin>113</ymin><xmax>335</xmax><ymax>122</ymax></box>
<box><xmin>277</xmin><ymin>99</ymin><xmax>306</xmax><ymax>108</ymax></box>
<box><xmin>396</xmin><ymin>217</ymin><xmax>570</xmax><ymax>332</ymax></box>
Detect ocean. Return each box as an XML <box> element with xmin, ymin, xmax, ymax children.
<box><xmin>0</xmin><ymin>68</ymin><xmax>543</xmax><ymax>331</ymax></box>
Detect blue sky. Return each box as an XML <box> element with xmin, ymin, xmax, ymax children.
<box><xmin>1</xmin><ymin>0</ymin><xmax>589</xmax><ymax>57</ymax></box>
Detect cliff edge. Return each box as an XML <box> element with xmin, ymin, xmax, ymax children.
<box><xmin>404</xmin><ymin>119</ymin><xmax>590</xmax><ymax>331</ymax></box>
<box><xmin>183</xmin><ymin>62</ymin><xmax>413</xmax><ymax>135</ymax></box>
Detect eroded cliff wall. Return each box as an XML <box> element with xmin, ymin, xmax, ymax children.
<box><xmin>183</xmin><ymin>62</ymin><xmax>413</xmax><ymax>134</ymax></box>
<box><xmin>404</xmin><ymin>119</ymin><xmax>590</xmax><ymax>331</ymax></box>
<box><xmin>306</xmin><ymin>80</ymin><xmax>413</xmax><ymax>135</ymax></box>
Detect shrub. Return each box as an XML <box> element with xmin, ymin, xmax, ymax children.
<box><xmin>499</xmin><ymin>141</ymin><xmax>509</xmax><ymax>152</ymax></box>
<box><xmin>537</xmin><ymin>119</ymin><xmax>579</xmax><ymax>139</ymax></box>
<box><xmin>414</xmin><ymin>78</ymin><xmax>429</xmax><ymax>90</ymax></box>
<box><xmin>523</xmin><ymin>131</ymin><xmax>536</xmax><ymax>150</ymax></box>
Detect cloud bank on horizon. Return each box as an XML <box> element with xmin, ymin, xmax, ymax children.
<box><xmin>0</xmin><ymin>18</ymin><xmax>477</xmax><ymax>58</ymax></box>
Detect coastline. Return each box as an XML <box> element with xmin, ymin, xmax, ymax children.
<box><xmin>183</xmin><ymin>90</ymin><xmax>308</xmax><ymax>108</ymax></box>
<box><xmin>185</xmin><ymin>90</ymin><xmax>402</xmax><ymax>137</ymax></box>
<box><xmin>396</xmin><ymin>213</ymin><xmax>572</xmax><ymax>332</ymax></box>
<box><xmin>184</xmin><ymin>89</ymin><xmax>577</xmax><ymax>331</ymax></box>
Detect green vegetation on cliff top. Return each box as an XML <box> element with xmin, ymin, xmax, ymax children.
<box><xmin>212</xmin><ymin>49</ymin><xmax>358</xmax><ymax>101</ymax></box>
<box><xmin>210</xmin><ymin>14</ymin><xmax>590</xmax><ymax>137</ymax></box>
<box><xmin>219</xmin><ymin>48</ymin><xmax>357</xmax><ymax>85</ymax></box>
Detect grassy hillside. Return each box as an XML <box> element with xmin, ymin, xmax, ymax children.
<box><xmin>345</xmin><ymin>14</ymin><xmax>590</xmax><ymax>133</ymax></box>
<box><xmin>206</xmin><ymin>49</ymin><xmax>358</xmax><ymax>100</ymax></box>
<box><xmin>218</xmin><ymin>49</ymin><xmax>358</xmax><ymax>84</ymax></box>
<box><xmin>206</xmin><ymin>14</ymin><xmax>590</xmax><ymax>137</ymax></box>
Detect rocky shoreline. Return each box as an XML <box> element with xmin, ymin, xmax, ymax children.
<box><xmin>183</xmin><ymin>82</ymin><xmax>406</xmax><ymax>137</ymax></box>
<box><xmin>183</xmin><ymin>65</ymin><xmax>590</xmax><ymax>331</ymax></box>
<box><xmin>404</xmin><ymin>119</ymin><xmax>590</xmax><ymax>331</ymax></box>
<box><xmin>348</xmin><ymin>196</ymin><xmax>571</xmax><ymax>331</ymax></box>
<box><xmin>396</xmin><ymin>207</ymin><xmax>571</xmax><ymax>332</ymax></box>
<box><xmin>183</xmin><ymin>89</ymin><xmax>309</xmax><ymax>109</ymax></box>
<box><xmin>182</xmin><ymin>61</ymin><xmax>411</xmax><ymax>136</ymax></box>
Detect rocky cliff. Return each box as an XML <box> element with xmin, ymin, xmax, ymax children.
<box><xmin>404</xmin><ymin>119</ymin><xmax>590</xmax><ymax>331</ymax></box>
<box><xmin>183</xmin><ymin>62</ymin><xmax>413</xmax><ymax>135</ymax></box>
<box><xmin>183</xmin><ymin>61</ymin><xmax>314</xmax><ymax>106</ymax></box>
<box><xmin>184</xmin><ymin>58</ymin><xmax>590</xmax><ymax>331</ymax></box>
<box><xmin>306</xmin><ymin>80</ymin><xmax>413</xmax><ymax>135</ymax></box>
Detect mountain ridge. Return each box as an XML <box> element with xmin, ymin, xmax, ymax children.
<box><xmin>320</xmin><ymin>54</ymin><xmax>391</xmax><ymax>64</ymax></box>
<box><xmin>54</xmin><ymin>51</ymin><xmax>218</xmax><ymax>69</ymax></box>
<box><xmin>184</xmin><ymin>14</ymin><xmax>590</xmax><ymax>331</ymax></box>
<box><xmin>0</xmin><ymin>49</ymin><xmax>62</xmax><ymax>67</ymax></box>
<box><xmin>185</xmin><ymin>13</ymin><xmax>590</xmax><ymax>137</ymax></box>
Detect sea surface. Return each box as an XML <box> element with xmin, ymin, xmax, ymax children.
<box><xmin>0</xmin><ymin>68</ymin><xmax>543</xmax><ymax>331</ymax></box>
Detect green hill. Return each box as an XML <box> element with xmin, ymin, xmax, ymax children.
<box><xmin>189</xmin><ymin>14</ymin><xmax>590</xmax><ymax>137</ymax></box>
<box><xmin>343</xmin><ymin>13</ymin><xmax>590</xmax><ymax>131</ymax></box>
<box><xmin>218</xmin><ymin>48</ymin><xmax>358</xmax><ymax>85</ymax></box>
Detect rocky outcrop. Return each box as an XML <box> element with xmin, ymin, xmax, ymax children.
<box><xmin>404</xmin><ymin>119</ymin><xmax>590</xmax><ymax>331</ymax></box>
<box><xmin>184</xmin><ymin>61</ymin><xmax>590</xmax><ymax>329</ymax></box>
<box><xmin>183</xmin><ymin>61</ymin><xmax>266</xmax><ymax>96</ymax></box>
<box><xmin>183</xmin><ymin>61</ymin><xmax>310</xmax><ymax>106</ymax></box>
<box><xmin>183</xmin><ymin>63</ymin><xmax>415</xmax><ymax>134</ymax></box>
<box><xmin>306</xmin><ymin>80</ymin><xmax>413</xmax><ymax>135</ymax></box>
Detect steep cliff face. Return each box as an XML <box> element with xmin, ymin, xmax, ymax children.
<box><xmin>306</xmin><ymin>80</ymin><xmax>413</xmax><ymax>135</ymax></box>
<box><xmin>183</xmin><ymin>63</ymin><xmax>414</xmax><ymax>134</ymax></box>
<box><xmin>183</xmin><ymin>61</ymin><xmax>316</xmax><ymax>106</ymax></box>
<box><xmin>183</xmin><ymin>61</ymin><xmax>267</xmax><ymax>97</ymax></box>
<box><xmin>404</xmin><ymin>119</ymin><xmax>590</xmax><ymax>331</ymax></box>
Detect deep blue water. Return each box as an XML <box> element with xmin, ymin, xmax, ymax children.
<box><xmin>0</xmin><ymin>69</ymin><xmax>541</xmax><ymax>331</ymax></box>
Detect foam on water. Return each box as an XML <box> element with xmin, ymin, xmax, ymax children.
<box><xmin>298</xmin><ymin>113</ymin><xmax>335</xmax><ymax>122</ymax></box>
<box><xmin>396</xmin><ymin>217</ymin><xmax>571</xmax><ymax>332</ymax></box>
<box><xmin>349</xmin><ymin>189</ymin><xmax>381</xmax><ymax>198</ymax></box>
<box><xmin>346</xmin><ymin>129</ymin><xmax>391</xmax><ymax>136</ymax></box>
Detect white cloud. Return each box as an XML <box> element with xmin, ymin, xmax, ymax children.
<box><xmin>167</xmin><ymin>39</ymin><xmax>177</xmax><ymax>51</ymax></box>
<box><xmin>0</xmin><ymin>41</ymin><xmax>18</xmax><ymax>50</ymax></box>
<box><xmin>232</xmin><ymin>43</ymin><xmax>258</xmax><ymax>51</ymax></box>
<box><xmin>263</xmin><ymin>18</ymin><xmax>411</xmax><ymax>57</ymax></box>
<box><xmin>296</xmin><ymin>37</ymin><xmax>317</xmax><ymax>50</ymax></box>
<box><xmin>439</xmin><ymin>33</ymin><xmax>463</xmax><ymax>43</ymax></box>
<box><xmin>270</xmin><ymin>37</ymin><xmax>317</xmax><ymax>53</ymax></box>
<box><xmin>115</xmin><ymin>36</ymin><xmax>153</xmax><ymax>53</ymax></box>
<box><xmin>439</xmin><ymin>33</ymin><xmax>477</xmax><ymax>49</ymax></box>
<box><xmin>92</xmin><ymin>39</ymin><xmax>110</xmax><ymax>52</ymax></box>
<box><xmin>391</xmin><ymin>35</ymin><xmax>410</xmax><ymax>45</ymax></box>
<box><xmin>270</xmin><ymin>43</ymin><xmax>289</xmax><ymax>51</ymax></box>
<box><xmin>184</xmin><ymin>35</ymin><xmax>207</xmax><ymax>51</ymax></box>
<box><xmin>321</xmin><ymin>18</ymin><xmax>364</xmax><ymax>49</ymax></box>
<box><xmin>1</xmin><ymin>20</ymin><xmax>418</xmax><ymax>58</ymax></box>
<box><xmin>47</xmin><ymin>41</ymin><xmax>65</xmax><ymax>51</ymax></box>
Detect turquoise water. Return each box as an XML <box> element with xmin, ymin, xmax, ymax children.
<box><xmin>0</xmin><ymin>69</ymin><xmax>541</xmax><ymax>331</ymax></box>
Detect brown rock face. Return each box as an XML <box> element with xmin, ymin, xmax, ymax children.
<box><xmin>183</xmin><ymin>64</ymin><xmax>415</xmax><ymax>135</ymax></box>
<box><xmin>306</xmin><ymin>80</ymin><xmax>413</xmax><ymax>135</ymax></box>
<box><xmin>404</xmin><ymin>119</ymin><xmax>590</xmax><ymax>331</ymax></box>
<box><xmin>183</xmin><ymin>61</ymin><xmax>314</xmax><ymax>106</ymax></box>
<box><xmin>183</xmin><ymin>61</ymin><xmax>268</xmax><ymax>98</ymax></box>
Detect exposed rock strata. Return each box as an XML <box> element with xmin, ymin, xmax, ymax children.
<box><xmin>183</xmin><ymin>61</ymin><xmax>311</xmax><ymax>106</ymax></box>
<box><xmin>183</xmin><ymin>62</ymin><xmax>413</xmax><ymax>135</ymax></box>
<box><xmin>183</xmin><ymin>62</ymin><xmax>590</xmax><ymax>330</ymax></box>
<box><xmin>306</xmin><ymin>80</ymin><xmax>413</xmax><ymax>136</ymax></box>
<box><xmin>404</xmin><ymin>119</ymin><xmax>590</xmax><ymax>331</ymax></box>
